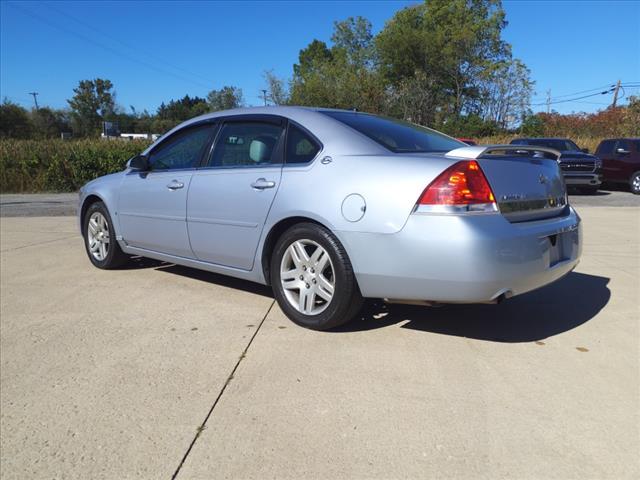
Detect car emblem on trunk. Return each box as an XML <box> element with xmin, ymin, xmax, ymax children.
<box><xmin>539</xmin><ymin>174</ymin><xmax>547</xmax><ymax>184</ymax></box>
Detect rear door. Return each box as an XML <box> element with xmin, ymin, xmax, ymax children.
<box><xmin>597</xmin><ymin>139</ymin><xmax>617</xmax><ymax>180</ymax></box>
<box><xmin>187</xmin><ymin>117</ymin><xmax>286</xmax><ymax>269</ymax></box>
<box><xmin>118</xmin><ymin>122</ymin><xmax>216</xmax><ymax>258</ymax></box>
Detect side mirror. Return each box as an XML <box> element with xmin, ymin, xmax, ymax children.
<box><xmin>128</xmin><ymin>154</ymin><xmax>149</xmax><ymax>171</ymax></box>
<box><xmin>581</xmin><ymin>148</ymin><xmax>589</xmax><ymax>153</ymax></box>
<box><xmin>616</xmin><ymin>148</ymin><xmax>630</xmax><ymax>155</ymax></box>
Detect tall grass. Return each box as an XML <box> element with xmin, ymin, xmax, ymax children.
<box><xmin>0</xmin><ymin>135</ymin><xmax>606</xmax><ymax>193</ymax></box>
<box><xmin>0</xmin><ymin>138</ymin><xmax>151</xmax><ymax>193</ymax></box>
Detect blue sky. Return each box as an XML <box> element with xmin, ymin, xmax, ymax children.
<box><xmin>1</xmin><ymin>0</ymin><xmax>638</xmax><ymax>115</ymax></box>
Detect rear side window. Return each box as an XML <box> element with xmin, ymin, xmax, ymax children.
<box><xmin>148</xmin><ymin>124</ymin><xmax>215</xmax><ymax>170</ymax></box>
<box><xmin>209</xmin><ymin>122</ymin><xmax>284</xmax><ymax>167</ymax></box>
<box><xmin>321</xmin><ymin>111</ymin><xmax>462</xmax><ymax>153</ymax></box>
<box><xmin>597</xmin><ymin>140</ymin><xmax>615</xmax><ymax>154</ymax></box>
<box><xmin>286</xmin><ymin>125</ymin><xmax>320</xmax><ymax>164</ymax></box>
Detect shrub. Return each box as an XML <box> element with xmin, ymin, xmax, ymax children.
<box><xmin>0</xmin><ymin>138</ymin><xmax>151</xmax><ymax>193</ymax></box>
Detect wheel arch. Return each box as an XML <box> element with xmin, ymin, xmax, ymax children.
<box><xmin>79</xmin><ymin>194</ymin><xmax>105</xmax><ymax>235</ymax></box>
<box><xmin>261</xmin><ymin>216</ymin><xmax>341</xmax><ymax>286</ymax></box>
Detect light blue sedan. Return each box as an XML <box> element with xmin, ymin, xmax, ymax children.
<box><xmin>79</xmin><ymin>107</ymin><xmax>581</xmax><ymax>330</ymax></box>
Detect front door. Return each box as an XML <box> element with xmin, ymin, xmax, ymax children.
<box><xmin>118</xmin><ymin>122</ymin><xmax>216</xmax><ymax>258</ymax></box>
<box><xmin>187</xmin><ymin>119</ymin><xmax>285</xmax><ymax>269</ymax></box>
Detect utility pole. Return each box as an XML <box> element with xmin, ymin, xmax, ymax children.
<box><xmin>611</xmin><ymin>79</ymin><xmax>621</xmax><ymax>108</ymax></box>
<box><xmin>260</xmin><ymin>89</ymin><xmax>268</xmax><ymax>106</ymax></box>
<box><xmin>546</xmin><ymin>89</ymin><xmax>551</xmax><ymax>114</ymax></box>
<box><xmin>28</xmin><ymin>92</ymin><xmax>39</xmax><ymax>110</ymax></box>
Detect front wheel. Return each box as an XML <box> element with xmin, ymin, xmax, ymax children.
<box><xmin>630</xmin><ymin>172</ymin><xmax>640</xmax><ymax>195</ymax></box>
<box><xmin>83</xmin><ymin>201</ymin><xmax>129</xmax><ymax>269</ymax></box>
<box><xmin>271</xmin><ymin>223</ymin><xmax>363</xmax><ymax>330</ymax></box>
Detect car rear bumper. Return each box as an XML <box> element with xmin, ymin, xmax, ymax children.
<box><xmin>337</xmin><ymin>207</ymin><xmax>582</xmax><ymax>302</ymax></box>
<box><xmin>563</xmin><ymin>172</ymin><xmax>603</xmax><ymax>186</ymax></box>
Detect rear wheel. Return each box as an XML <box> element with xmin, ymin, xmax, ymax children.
<box><xmin>630</xmin><ymin>172</ymin><xmax>640</xmax><ymax>195</ymax></box>
<box><xmin>83</xmin><ymin>201</ymin><xmax>129</xmax><ymax>269</ymax></box>
<box><xmin>271</xmin><ymin>223</ymin><xmax>363</xmax><ymax>330</ymax></box>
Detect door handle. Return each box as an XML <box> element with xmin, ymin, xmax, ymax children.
<box><xmin>167</xmin><ymin>180</ymin><xmax>184</xmax><ymax>190</ymax></box>
<box><xmin>251</xmin><ymin>178</ymin><xmax>276</xmax><ymax>190</ymax></box>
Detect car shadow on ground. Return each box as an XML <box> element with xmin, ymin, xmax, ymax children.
<box><xmin>333</xmin><ymin>272</ymin><xmax>611</xmax><ymax>342</ymax></box>
<box><xmin>121</xmin><ymin>258</ymin><xmax>609</xmax><ymax>343</ymax></box>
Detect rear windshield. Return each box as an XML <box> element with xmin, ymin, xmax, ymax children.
<box><xmin>321</xmin><ymin>111</ymin><xmax>463</xmax><ymax>153</ymax></box>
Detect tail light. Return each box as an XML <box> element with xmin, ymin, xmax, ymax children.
<box><xmin>416</xmin><ymin>160</ymin><xmax>498</xmax><ymax>213</ymax></box>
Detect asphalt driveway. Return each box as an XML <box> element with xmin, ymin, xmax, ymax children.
<box><xmin>0</xmin><ymin>207</ymin><xmax>638</xmax><ymax>479</ymax></box>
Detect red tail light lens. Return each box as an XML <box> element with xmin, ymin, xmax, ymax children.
<box><xmin>418</xmin><ymin>160</ymin><xmax>496</xmax><ymax>206</ymax></box>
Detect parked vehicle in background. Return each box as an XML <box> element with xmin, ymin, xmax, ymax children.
<box><xmin>510</xmin><ymin>138</ymin><xmax>603</xmax><ymax>193</ymax></box>
<box><xmin>78</xmin><ymin>107</ymin><xmax>581</xmax><ymax>330</ymax></box>
<box><xmin>595</xmin><ymin>138</ymin><xmax>640</xmax><ymax>194</ymax></box>
<box><xmin>456</xmin><ymin>138</ymin><xmax>477</xmax><ymax>146</ymax></box>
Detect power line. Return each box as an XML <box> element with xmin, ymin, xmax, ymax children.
<box><xmin>531</xmin><ymin>82</ymin><xmax>639</xmax><ymax>103</ymax></box>
<box><xmin>40</xmin><ymin>1</ymin><xmax>214</xmax><ymax>86</ymax></box>
<box><xmin>531</xmin><ymin>88</ymin><xmax>615</xmax><ymax>106</ymax></box>
<box><xmin>7</xmin><ymin>1</ymin><xmax>213</xmax><ymax>90</ymax></box>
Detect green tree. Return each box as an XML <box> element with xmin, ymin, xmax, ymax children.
<box><xmin>376</xmin><ymin>0</ymin><xmax>513</xmax><ymax>122</ymax></box>
<box><xmin>263</xmin><ymin>70</ymin><xmax>289</xmax><ymax>105</ymax></box>
<box><xmin>207</xmin><ymin>86</ymin><xmax>244</xmax><ymax>111</ymax></box>
<box><xmin>520</xmin><ymin>113</ymin><xmax>545</xmax><ymax>136</ymax></box>
<box><xmin>331</xmin><ymin>16</ymin><xmax>376</xmax><ymax>68</ymax></box>
<box><xmin>31</xmin><ymin>107</ymin><xmax>69</xmax><ymax>138</ymax></box>
<box><xmin>67</xmin><ymin>78</ymin><xmax>116</xmax><ymax>136</ymax></box>
<box><xmin>0</xmin><ymin>100</ymin><xmax>33</xmax><ymax>138</ymax></box>
<box><xmin>290</xmin><ymin>18</ymin><xmax>386</xmax><ymax>113</ymax></box>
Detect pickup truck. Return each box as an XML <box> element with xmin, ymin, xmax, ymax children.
<box><xmin>595</xmin><ymin>138</ymin><xmax>640</xmax><ymax>194</ymax></box>
<box><xmin>510</xmin><ymin>138</ymin><xmax>603</xmax><ymax>193</ymax></box>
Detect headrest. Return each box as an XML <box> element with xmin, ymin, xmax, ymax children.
<box><xmin>249</xmin><ymin>136</ymin><xmax>276</xmax><ymax>163</ymax></box>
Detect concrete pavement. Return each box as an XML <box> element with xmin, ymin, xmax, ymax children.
<box><xmin>0</xmin><ymin>208</ymin><xmax>638</xmax><ymax>479</ymax></box>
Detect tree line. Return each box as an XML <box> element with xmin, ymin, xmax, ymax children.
<box><xmin>1</xmin><ymin>0</ymin><xmax>637</xmax><ymax>141</ymax></box>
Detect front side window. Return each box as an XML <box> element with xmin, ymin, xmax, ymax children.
<box><xmin>286</xmin><ymin>125</ymin><xmax>321</xmax><ymax>164</ymax></box>
<box><xmin>148</xmin><ymin>124</ymin><xmax>215</xmax><ymax>170</ymax></box>
<box><xmin>615</xmin><ymin>139</ymin><xmax>630</xmax><ymax>152</ymax></box>
<box><xmin>209</xmin><ymin>122</ymin><xmax>284</xmax><ymax>167</ymax></box>
<box><xmin>597</xmin><ymin>140</ymin><xmax>615</xmax><ymax>154</ymax></box>
<box><xmin>321</xmin><ymin>111</ymin><xmax>463</xmax><ymax>153</ymax></box>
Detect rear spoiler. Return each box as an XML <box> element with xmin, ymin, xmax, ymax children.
<box><xmin>445</xmin><ymin>144</ymin><xmax>561</xmax><ymax>161</ymax></box>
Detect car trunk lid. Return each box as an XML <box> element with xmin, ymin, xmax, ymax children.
<box><xmin>446</xmin><ymin>145</ymin><xmax>567</xmax><ymax>222</ymax></box>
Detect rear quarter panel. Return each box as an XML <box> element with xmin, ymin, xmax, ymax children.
<box><xmin>265</xmin><ymin>153</ymin><xmax>456</xmax><ymax>236</ymax></box>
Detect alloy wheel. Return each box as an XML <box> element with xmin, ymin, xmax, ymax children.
<box><xmin>280</xmin><ymin>239</ymin><xmax>335</xmax><ymax>315</ymax></box>
<box><xmin>87</xmin><ymin>211</ymin><xmax>110</xmax><ymax>261</ymax></box>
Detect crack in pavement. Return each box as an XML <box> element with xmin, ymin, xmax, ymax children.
<box><xmin>171</xmin><ymin>299</ymin><xmax>276</xmax><ymax>480</ymax></box>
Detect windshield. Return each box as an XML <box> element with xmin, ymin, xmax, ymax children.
<box><xmin>526</xmin><ymin>139</ymin><xmax>581</xmax><ymax>152</ymax></box>
<box><xmin>321</xmin><ymin>111</ymin><xmax>464</xmax><ymax>153</ymax></box>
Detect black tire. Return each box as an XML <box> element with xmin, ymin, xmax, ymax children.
<box><xmin>82</xmin><ymin>201</ymin><xmax>129</xmax><ymax>269</ymax></box>
<box><xmin>270</xmin><ymin>222</ymin><xmax>363</xmax><ymax>330</ymax></box>
<box><xmin>630</xmin><ymin>172</ymin><xmax>640</xmax><ymax>195</ymax></box>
